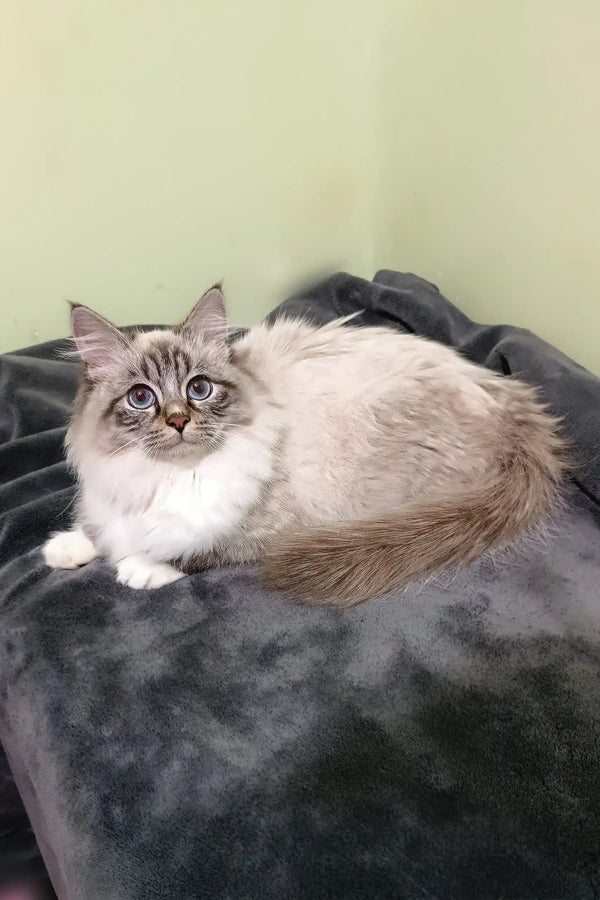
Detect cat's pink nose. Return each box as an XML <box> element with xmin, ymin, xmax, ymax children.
<box><xmin>166</xmin><ymin>414</ymin><xmax>190</xmax><ymax>433</ymax></box>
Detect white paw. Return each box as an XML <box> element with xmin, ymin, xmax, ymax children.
<box><xmin>116</xmin><ymin>554</ymin><xmax>184</xmax><ymax>590</ymax></box>
<box><xmin>43</xmin><ymin>528</ymin><xmax>98</xmax><ymax>569</ymax></box>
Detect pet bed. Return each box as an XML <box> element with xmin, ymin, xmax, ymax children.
<box><xmin>1</xmin><ymin>271</ymin><xmax>599</xmax><ymax>899</ymax></box>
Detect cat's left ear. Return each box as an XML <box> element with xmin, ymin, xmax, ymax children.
<box><xmin>180</xmin><ymin>285</ymin><xmax>228</xmax><ymax>350</ymax></box>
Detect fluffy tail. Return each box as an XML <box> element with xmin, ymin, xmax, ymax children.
<box><xmin>262</xmin><ymin>410</ymin><xmax>568</xmax><ymax>607</ymax></box>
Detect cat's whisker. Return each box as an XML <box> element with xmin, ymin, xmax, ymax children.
<box><xmin>107</xmin><ymin>437</ymin><xmax>140</xmax><ymax>457</ymax></box>
<box><xmin>58</xmin><ymin>490</ymin><xmax>79</xmax><ymax>517</ymax></box>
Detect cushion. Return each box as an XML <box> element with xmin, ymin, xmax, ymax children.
<box><xmin>1</xmin><ymin>272</ymin><xmax>599</xmax><ymax>899</ymax></box>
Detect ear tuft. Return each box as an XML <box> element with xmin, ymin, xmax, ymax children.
<box><xmin>71</xmin><ymin>305</ymin><xmax>127</xmax><ymax>372</ymax></box>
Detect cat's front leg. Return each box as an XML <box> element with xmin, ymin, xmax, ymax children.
<box><xmin>115</xmin><ymin>553</ymin><xmax>185</xmax><ymax>590</ymax></box>
<box><xmin>43</xmin><ymin>526</ymin><xmax>98</xmax><ymax>570</ymax></box>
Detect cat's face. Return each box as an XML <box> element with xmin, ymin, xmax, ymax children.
<box><xmin>68</xmin><ymin>287</ymin><xmax>252</xmax><ymax>462</ymax></box>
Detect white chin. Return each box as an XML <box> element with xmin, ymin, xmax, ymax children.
<box><xmin>147</xmin><ymin>435</ymin><xmax>205</xmax><ymax>460</ymax></box>
<box><xmin>166</xmin><ymin>440</ymin><xmax>199</xmax><ymax>457</ymax></box>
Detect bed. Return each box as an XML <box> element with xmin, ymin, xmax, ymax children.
<box><xmin>1</xmin><ymin>271</ymin><xmax>599</xmax><ymax>899</ymax></box>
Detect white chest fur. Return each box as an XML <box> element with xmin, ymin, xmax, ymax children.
<box><xmin>78</xmin><ymin>409</ymin><xmax>279</xmax><ymax>564</ymax></box>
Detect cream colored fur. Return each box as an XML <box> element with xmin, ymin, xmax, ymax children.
<box><xmin>43</xmin><ymin>290</ymin><xmax>566</xmax><ymax>604</ymax></box>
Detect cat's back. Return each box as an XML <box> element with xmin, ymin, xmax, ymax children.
<box><xmin>232</xmin><ymin>318</ymin><xmax>511</xmax><ymax>521</ymax></box>
<box><xmin>234</xmin><ymin>316</ymin><xmax>499</xmax><ymax>411</ymax></box>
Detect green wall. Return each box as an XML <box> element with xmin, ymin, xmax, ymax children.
<box><xmin>377</xmin><ymin>0</ymin><xmax>600</xmax><ymax>373</ymax></box>
<box><xmin>0</xmin><ymin>1</ymin><xmax>377</xmax><ymax>348</ymax></box>
<box><xmin>1</xmin><ymin>1</ymin><xmax>599</xmax><ymax>373</ymax></box>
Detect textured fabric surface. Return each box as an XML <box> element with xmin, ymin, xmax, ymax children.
<box><xmin>0</xmin><ymin>744</ymin><xmax>56</xmax><ymax>898</ymax></box>
<box><xmin>0</xmin><ymin>272</ymin><xmax>599</xmax><ymax>899</ymax></box>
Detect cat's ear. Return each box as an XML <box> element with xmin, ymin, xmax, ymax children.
<box><xmin>180</xmin><ymin>285</ymin><xmax>228</xmax><ymax>349</ymax></box>
<box><xmin>70</xmin><ymin>304</ymin><xmax>127</xmax><ymax>372</ymax></box>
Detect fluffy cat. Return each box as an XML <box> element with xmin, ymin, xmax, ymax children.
<box><xmin>43</xmin><ymin>286</ymin><xmax>567</xmax><ymax>606</ymax></box>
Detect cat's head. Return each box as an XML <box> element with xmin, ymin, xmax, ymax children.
<box><xmin>67</xmin><ymin>286</ymin><xmax>252</xmax><ymax>463</ymax></box>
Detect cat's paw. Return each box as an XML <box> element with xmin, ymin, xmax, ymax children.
<box><xmin>43</xmin><ymin>528</ymin><xmax>98</xmax><ymax>569</ymax></box>
<box><xmin>116</xmin><ymin>554</ymin><xmax>184</xmax><ymax>590</ymax></box>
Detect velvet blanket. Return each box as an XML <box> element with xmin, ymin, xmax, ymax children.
<box><xmin>1</xmin><ymin>272</ymin><xmax>599</xmax><ymax>899</ymax></box>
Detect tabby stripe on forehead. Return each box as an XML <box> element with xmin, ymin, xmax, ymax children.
<box><xmin>156</xmin><ymin>345</ymin><xmax>173</xmax><ymax>375</ymax></box>
<box><xmin>175</xmin><ymin>348</ymin><xmax>190</xmax><ymax>381</ymax></box>
<box><xmin>140</xmin><ymin>354</ymin><xmax>160</xmax><ymax>385</ymax></box>
<box><xmin>141</xmin><ymin>345</ymin><xmax>192</xmax><ymax>384</ymax></box>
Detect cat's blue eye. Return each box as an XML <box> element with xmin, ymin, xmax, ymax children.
<box><xmin>187</xmin><ymin>377</ymin><xmax>212</xmax><ymax>401</ymax></box>
<box><xmin>127</xmin><ymin>385</ymin><xmax>156</xmax><ymax>410</ymax></box>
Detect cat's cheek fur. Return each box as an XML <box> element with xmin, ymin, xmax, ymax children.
<box><xmin>43</xmin><ymin>527</ymin><xmax>98</xmax><ymax>569</ymax></box>
<box><xmin>115</xmin><ymin>554</ymin><xmax>184</xmax><ymax>590</ymax></box>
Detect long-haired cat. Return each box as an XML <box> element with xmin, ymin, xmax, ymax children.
<box><xmin>43</xmin><ymin>286</ymin><xmax>567</xmax><ymax>606</ymax></box>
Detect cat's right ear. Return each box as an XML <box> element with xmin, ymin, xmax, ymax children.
<box><xmin>70</xmin><ymin>304</ymin><xmax>127</xmax><ymax>373</ymax></box>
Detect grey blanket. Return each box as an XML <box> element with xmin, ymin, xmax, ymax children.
<box><xmin>1</xmin><ymin>271</ymin><xmax>599</xmax><ymax>899</ymax></box>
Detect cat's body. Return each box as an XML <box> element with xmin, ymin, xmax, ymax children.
<box><xmin>43</xmin><ymin>288</ymin><xmax>566</xmax><ymax>605</ymax></box>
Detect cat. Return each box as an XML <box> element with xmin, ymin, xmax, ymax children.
<box><xmin>43</xmin><ymin>286</ymin><xmax>567</xmax><ymax>606</ymax></box>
